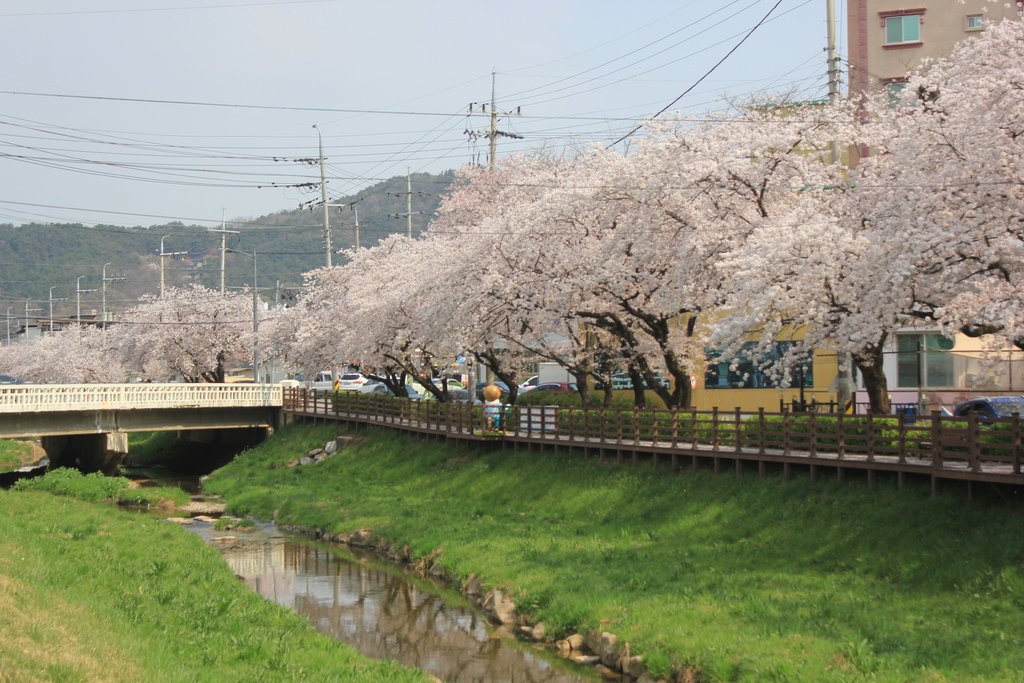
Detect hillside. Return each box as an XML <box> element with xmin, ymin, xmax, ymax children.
<box><xmin>0</xmin><ymin>172</ymin><xmax>455</xmax><ymax>319</ymax></box>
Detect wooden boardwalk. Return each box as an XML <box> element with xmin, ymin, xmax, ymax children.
<box><xmin>283</xmin><ymin>389</ymin><xmax>1024</xmax><ymax>495</ymax></box>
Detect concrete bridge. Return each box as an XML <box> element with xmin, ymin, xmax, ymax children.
<box><xmin>0</xmin><ymin>383</ymin><xmax>283</xmax><ymax>472</ymax></box>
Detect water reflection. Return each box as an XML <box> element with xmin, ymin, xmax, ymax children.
<box><xmin>193</xmin><ymin>526</ymin><xmax>598</xmax><ymax>682</ymax></box>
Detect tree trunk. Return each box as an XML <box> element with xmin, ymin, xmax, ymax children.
<box><xmin>852</xmin><ymin>346</ymin><xmax>890</xmax><ymax>415</ymax></box>
<box><xmin>628</xmin><ymin>367</ymin><xmax>647</xmax><ymax>408</ymax></box>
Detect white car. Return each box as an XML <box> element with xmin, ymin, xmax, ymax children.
<box><xmin>518</xmin><ymin>375</ymin><xmax>539</xmax><ymax>393</ymax></box>
<box><xmin>337</xmin><ymin>372</ymin><xmax>370</xmax><ymax>391</ymax></box>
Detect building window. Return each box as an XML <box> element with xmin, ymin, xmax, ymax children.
<box><xmin>884</xmin><ymin>80</ymin><xmax>907</xmax><ymax>107</ymax></box>
<box><xmin>896</xmin><ymin>333</ymin><xmax>954</xmax><ymax>388</ymax></box>
<box><xmin>885</xmin><ymin>14</ymin><xmax>921</xmax><ymax>45</ymax></box>
<box><xmin>705</xmin><ymin>342</ymin><xmax>812</xmax><ymax>390</ymax></box>
<box><xmin>965</xmin><ymin>14</ymin><xmax>984</xmax><ymax>31</ymax></box>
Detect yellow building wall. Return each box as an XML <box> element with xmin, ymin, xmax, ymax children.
<box><xmin>691</xmin><ymin>346</ymin><xmax>840</xmax><ymax>413</ymax></box>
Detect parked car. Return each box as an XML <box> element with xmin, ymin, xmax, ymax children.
<box><xmin>527</xmin><ymin>381</ymin><xmax>577</xmax><ymax>395</ymax></box>
<box><xmin>338</xmin><ymin>372</ymin><xmax>370</xmax><ymax>391</ymax></box>
<box><xmin>953</xmin><ymin>396</ymin><xmax>1024</xmax><ymax>420</ymax></box>
<box><xmin>607</xmin><ymin>372</ymin><xmax>670</xmax><ymax>390</ymax></box>
<box><xmin>517</xmin><ymin>375</ymin><xmax>539</xmax><ymax>393</ymax></box>
<box><xmin>409</xmin><ymin>377</ymin><xmax>464</xmax><ymax>396</ymax></box>
<box><xmin>475</xmin><ymin>381</ymin><xmax>510</xmax><ymax>402</ymax></box>
<box><xmin>309</xmin><ymin>370</ymin><xmax>336</xmax><ymax>391</ymax></box>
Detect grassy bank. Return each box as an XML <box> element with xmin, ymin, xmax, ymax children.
<box><xmin>204</xmin><ymin>424</ymin><xmax>1024</xmax><ymax>682</ymax></box>
<box><xmin>0</xmin><ymin>439</ymin><xmax>38</xmax><ymax>470</ymax></box>
<box><xmin>0</xmin><ymin>471</ymin><xmax>428</xmax><ymax>682</ymax></box>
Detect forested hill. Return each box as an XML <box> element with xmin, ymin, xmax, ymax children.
<box><xmin>0</xmin><ymin>171</ymin><xmax>455</xmax><ymax>318</ymax></box>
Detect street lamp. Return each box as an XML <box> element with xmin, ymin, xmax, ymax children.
<box><xmin>24</xmin><ymin>299</ymin><xmax>41</xmax><ymax>338</ymax></box>
<box><xmin>76</xmin><ymin>275</ymin><xmax>97</xmax><ymax>325</ymax></box>
<box><xmin>159</xmin><ymin>235</ymin><xmax>187</xmax><ymax>297</ymax></box>
<box><xmin>227</xmin><ymin>248</ymin><xmax>261</xmax><ymax>382</ymax></box>
<box><xmin>48</xmin><ymin>286</ymin><xmax>67</xmax><ymax>336</ymax></box>
<box><xmin>101</xmin><ymin>263</ymin><xmax>125</xmax><ymax>326</ymax></box>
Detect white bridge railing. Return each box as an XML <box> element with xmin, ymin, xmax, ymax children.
<box><xmin>0</xmin><ymin>383</ymin><xmax>284</xmax><ymax>414</ymax></box>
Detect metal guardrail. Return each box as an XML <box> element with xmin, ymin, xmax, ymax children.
<box><xmin>0</xmin><ymin>383</ymin><xmax>284</xmax><ymax>413</ymax></box>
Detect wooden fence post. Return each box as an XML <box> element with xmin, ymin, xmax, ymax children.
<box><xmin>808</xmin><ymin>410</ymin><xmax>817</xmax><ymax>457</ymax></box>
<box><xmin>930</xmin><ymin>411</ymin><xmax>942</xmax><ymax>468</ymax></box>
<box><xmin>734</xmin><ymin>407</ymin><xmax>742</xmax><ymax>453</ymax></box>
<box><xmin>1013</xmin><ymin>412</ymin><xmax>1022</xmax><ymax>475</ymax></box>
<box><xmin>836</xmin><ymin>410</ymin><xmax>845</xmax><ymax>459</ymax></box>
<box><xmin>712</xmin><ymin>407</ymin><xmax>720</xmax><ymax>451</ymax></box>
<box><xmin>758</xmin><ymin>407</ymin><xmax>766</xmax><ymax>454</ymax></box>
<box><xmin>968</xmin><ymin>413</ymin><xmax>981</xmax><ymax>472</ymax></box>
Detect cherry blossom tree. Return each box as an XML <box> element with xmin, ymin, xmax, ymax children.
<box><xmin>0</xmin><ymin>326</ymin><xmax>125</xmax><ymax>383</ymax></box>
<box><xmin>110</xmin><ymin>285</ymin><xmax>254</xmax><ymax>382</ymax></box>
<box><xmin>860</xmin><ymin>16</ymin><xmax>1024</xmax><ymax>348</ymax></box>
<box><xmin>715</xmin><ymin>16</ymin><xmax>1024</xmax><ymax>414</ymax></box>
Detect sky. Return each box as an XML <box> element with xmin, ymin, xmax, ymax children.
<box><xmin>0</xmin><ymin>0</ymin><xmax>845</xmax><ymax>229</ymax></box>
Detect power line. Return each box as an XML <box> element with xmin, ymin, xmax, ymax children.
<box><xmin>608</xmin><ymin>0</ymin><xmax>788</xmax><ymax>148</ymax></box>
<box><xmin>0</xmin><ymin>0</ymin><xmax>341</xmax><ymax>18</ymax></box>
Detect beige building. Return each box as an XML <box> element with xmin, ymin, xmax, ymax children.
<box><xmin>848</xmin><ymin>0</ymin><xmax>1022</xmax><ymax>98</ymax></box>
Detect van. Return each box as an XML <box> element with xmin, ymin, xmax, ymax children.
<box><xmin>309</xmin><ymin>370</ymin><xmax>336</xmax><ymax>391</ymax></box>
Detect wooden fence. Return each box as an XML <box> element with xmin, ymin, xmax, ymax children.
<box><xmin>284</xmin><ymin>389</ymin><xmax>1024</xmax><ymax>492</ymax></box>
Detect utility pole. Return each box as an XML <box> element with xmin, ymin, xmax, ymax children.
<box><xmin>313</xmin><ymin>124</ymin><xmax>333</xmax><ymax>267</ymax></box>
<box><xmin>826</xmin><ymin>0</ymin><xmax>853</xmax><ymax>412</ymax></box>
<box><xmin>389</xmin><ymin>169</ymin><xmax>422</xmax><ymax>238</ymax></box>
<box><xmin>826</xmin><ymin>0</ymin><xmax>841</xmax><ymax>164</ymax></box>
<box><xmin>159</xmin><ymin>234</ymin><xmax>187</xmax><ymax>297</ymax></box>
<box><xmin>6</xmin><ymin>307</ymin><xmax>12</xmax><ymax>345</ymax></box>
<box><xmin>48</xmin><ymin>286</ymin><xmax>68</xmax><ymax>335</ymax></box>
<box><xmin>76</xmin><ymin>275</ymin><xmax>96</xmax><ymax>325</ymax></box>
<box><xmin>101</xmin><ymin>263</ymin><xmax>125</xmax><ymax>326</ymax></box>
<box><xmin>208</xmin><ymin>224</ymin><xmax>240</xmax><ymax>295</ymax></box>
<box><xmin>353</xmin><ymin>203</ymin><xmax>361</xmax><ymax>250</ymax></box>
<box><xmin>251</xmin><ymin>248</ymin><xmax>260</xmax><ymax>383</ymax></box>
<box><xmin>466</xmin><ymin>71</ymin><xmax>523</xmax><ymax>171</ymax></box>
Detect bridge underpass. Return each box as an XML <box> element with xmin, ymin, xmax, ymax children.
<box><xmin>0</xmin><ymin>384</ymin><xmax>284</xmax><ymax>473</ymax></box>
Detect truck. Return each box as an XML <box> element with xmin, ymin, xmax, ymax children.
<box><xmin>537</xmin><ymin>362</ymin><xmax>576</xmax><ymax>385</ymax></box>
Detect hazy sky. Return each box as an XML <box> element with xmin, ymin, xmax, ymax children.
<box><xmin>0</xmin><ymin>0</ymin><xmax>844</xmax><ymax>228</ymax></box>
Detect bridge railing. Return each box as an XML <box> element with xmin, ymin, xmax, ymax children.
<box><xmin>0</xmin><ymin>383</ymin><xmax>284</xmax><ymax>413</ymax></box>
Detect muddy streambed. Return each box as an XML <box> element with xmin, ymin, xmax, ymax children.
<box><xmin>180</xmin><ymin>517</ymin><xmax>602</xmax><ymax>682</ymax></box>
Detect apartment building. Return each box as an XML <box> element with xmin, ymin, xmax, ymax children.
<box><xmin>848</xmin><ymin>0</ymin><xmax>1022</xmax><ymax>99</ymax></box>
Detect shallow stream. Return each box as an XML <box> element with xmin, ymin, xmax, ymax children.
<box><xmin>182</xmin><ymin>516</ymin><xmax>602</xmax><ymax>682</ymax></box>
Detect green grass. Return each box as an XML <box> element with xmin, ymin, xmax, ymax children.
<box><xmin>0</xmin><ymin>485</ymin><xmax>428</xmax><ymax>682</ymax></box>
<box><xmin>0</xmin><ymin>439</ymin><xmax>37</xmax><ymax>470</ymax></box>
<box><xmin>204</xmin><ymin>424</ymin><xmax>1024</xmax><ymax>682</ymax></box>
<box><xmin>126</xmin><ymin>431</ymin><xmax>185</xmax><ymax>468</ymax></box>
<box><xmin>13</xmin><ymin>467</ymin><xmax>191</xmax><ymax>509</ymax></box>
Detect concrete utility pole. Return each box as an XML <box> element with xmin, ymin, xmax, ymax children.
<box><xmin>159</xmin><ymin>234</ymin><xmax>187</xmax><ymax>297</ymax></box>
<box><xmin>48</xmin><ymin>286</ymin><xmax>68</xmax><ymax>335</ymax></box>
<box><xmin>466</xmin><ymin>71</ymin><xmax>523</xmax><ymax>171</ymax></box>
<box><xmin>227</xmin><ymin>247</ymin><xmax>262</xmax><ymax>382</ymax></box>
<box><xmin>6</xmin><ymin>307</ymin><xmax>12</xmax><ymax>345</ymax></box>
<box><xmin>251</xmin><ymin>248</ymin><xmax>260</xmax><ymax>382</ymax></box>
<box><xmin>208</xmin><ymin>223</ymin><xmax>240</xmax><ymax>295</ymax></box>
<box><xmin>353</xmin><ymin>203</ymin><xmax>361</xmax><ymax>250</ymax></box>
<box><xmin>826</xmin><ymin>0</ymin><xmax>841</xmax><ymax>163</ymax></box>
<box><xmin>826</xmin><ymin>0</ymin><xmax>854</xmax><ymax>412</ymax></box>
<box><xmin>313</xmin><ymin>124</ymin><xmax>333</xmax><ymax>267</ymax></box>
<box><xmin>390</xmin><ymin>169</ymin><xmax>421</xmax><ymax>238</ymax></box>
<box><xmin>101</xmin><ymin>263</ymin><xmax>125</xmax><ymax>326</ymax></box>
<box><xmin>76</xmin><ymin>275</ymin><xmax>96</xmax><ymax>325</ymax></box>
